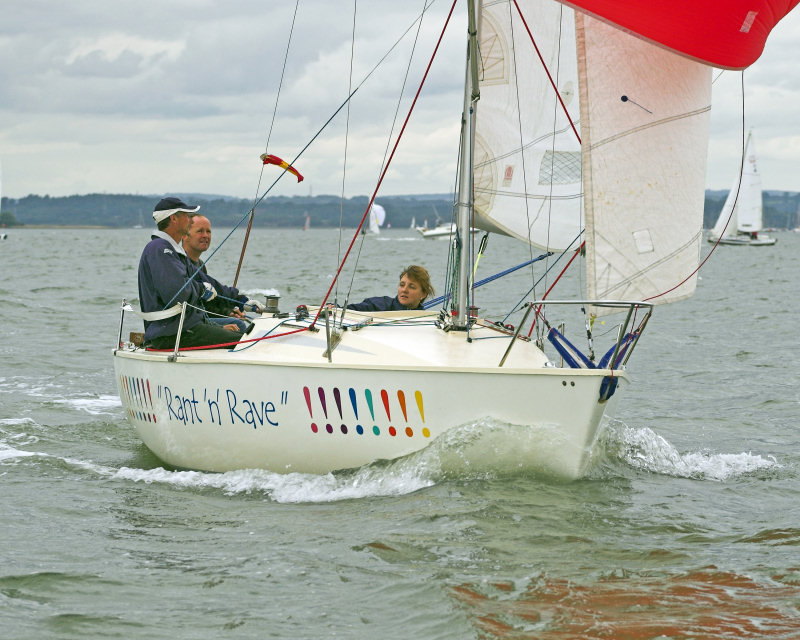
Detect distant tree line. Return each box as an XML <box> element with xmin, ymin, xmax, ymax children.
<box><xmin>0</xmin><ymin>193</ymin><xmax>453</xmax><ymax>229</ymax></box>
<box><xmin>703</xmin><ymin>190</ymin><xmax>800</xmax><ymax>229</ymax></box>
<box><xmin>2</xmin><ymin>190</ymin><xmax>799</xmax><ymax>229</ymax></box>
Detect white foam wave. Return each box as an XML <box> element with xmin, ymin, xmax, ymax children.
<box><xmin>610</xmin><ymin>424</ymin><xmax>780</xmax><ymax>480</ymax></box>
<box><xmin>54</xmin><ymin>394</ymin><xmax>121</xmax><ymax>415</ymax></box>
<box><xmin>0</xmin><ymin>443</ymin><xmax>37</xmax><ymax>461</ymax></box>
<box><xmin>111</xmin><ymin>464</ymin><xmax>433</xmax><ymax>503</ymax></box>
<box><xmin>0</xmin><ymin>417</ymin><xmax>37</xmax><ymax>426</ymax></box>
<box><xmin>0</xmin><ymin>379</ymin><xmax>120</xmax><ymax>416</ymax></box>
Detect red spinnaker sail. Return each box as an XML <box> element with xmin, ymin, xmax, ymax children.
<box><xmin>561</xmin><ymin>0</ymin><xmax>799</xmax><ymax>69</ymax></box>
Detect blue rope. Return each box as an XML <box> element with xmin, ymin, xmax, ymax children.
<box><xmin>423</xmin><ymin>251</ymin><xmax>553</xmax><ymax>309</ymax></box>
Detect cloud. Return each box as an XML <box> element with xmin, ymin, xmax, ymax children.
<box><xmin>1</xmin><ymin>0</ymin><xmax>799</xmax><ymax>198</ymax></box>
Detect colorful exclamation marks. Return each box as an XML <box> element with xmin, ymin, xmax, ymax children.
<box><xmin>318</xmin><ymin>387</ymin><xmax>332</xmax><ymax>434</ymax></box>
<box><xmin>146</xmin><ymin>379</ymin><xmax>156</xmax><ymax>422</ymax></box>
<box><xmin>349</xmin><ymin>388</ymin><xmax>364</xmax><ymax>434</ymax></box>
<box><xmin>303</xmin><ymin>386</ymin><xmax>318</xmax><ymax>433</ymax></box>
<box><xmin>396</xmin><ymin>390</ymin><xmax>413</xmax><ymax>437</ymax></box>
<box><xmin>333</xmin><ymin>388</ymin><xmax>347</xmax><ymax>434</ymax></box>
<box><xmin>365</xmin><ymin>389</ymin><xmax>379</xmax><ymax>435</ymax></box>
<box><xmin>416</xmin><ymin>390</ymin><xmax>430</xmax><ymax>438</ymax></box>
<box><xmin>380</xmin><ymin>389</ymin><xmax>396</xmax><ymax>436</ymax></box>
<box><xmin>299</xmin><ymin>385</ymin><xmax>428</xmax><ymax>439</ymax></box>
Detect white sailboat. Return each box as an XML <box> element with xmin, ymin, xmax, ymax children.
<box><xmin>415</xmin><ymin>221</ymin><xmax>475</xmax><ymax>238</ymax></box>
<box><xmin>707</xmin><ymin>131</ymin><xmax>776</xmax><ymax>246</ymax></box>
<box><xmin>113</xmin><ymin>0</ymin><xmax>795</xmax><ymax>479</ymax></box>
<box><xmin>365</xmin><ymin>203</ymin><xmax>385</xmax><ymax>234</ymax></box>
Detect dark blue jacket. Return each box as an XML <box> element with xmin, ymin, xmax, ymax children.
<box><xmin>346</xmin><ymin>295</ymin><xmax>423</xmax><ymax>312</ymax></box>
<box><xmin>190</xmin><ymin>258</ymin><xmax>245</xmax><ymax>318</ymax></box>
<box><xmin>137</xmin><ymin>235</ymin><xmax>243</xmax><ymax>341</ymax></box>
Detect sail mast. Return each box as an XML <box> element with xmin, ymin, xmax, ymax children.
<box><xmin>454</xmin><ymin>0</ymin><xmax>481</xmax><ymax>327</ymax></box>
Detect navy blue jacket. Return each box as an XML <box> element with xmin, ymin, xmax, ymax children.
<box><xmin>346</xmin><ymin>295</ymin><xmax>423</xmax><ymax>312</ymax></box>
<box><xmin>137</xmin><ymin>235</ymin><xmax>243</xmax><ymax>341</ymax></box>
<box><xmin>190</xmin><ymin>258</ymin><xmax>244</xmax><ymax>319</ymax></box>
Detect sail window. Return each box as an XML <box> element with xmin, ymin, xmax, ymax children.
<box><xmin>632</xmin><ymin>229</ymin><xmax>655</xmax><ymax>254</ymax></box>
<box><xmin>539</xmin><ymin>151</ymin><xmax>581</xmax><ymax>185</ymax></box>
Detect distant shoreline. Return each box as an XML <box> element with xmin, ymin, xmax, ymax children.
<box><xmin>7</xmin><ymin>224</ymin><xmax>113</xmax><ymax>229</ymax></box>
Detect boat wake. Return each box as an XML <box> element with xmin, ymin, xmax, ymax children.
<box><xmin>104</xmin><ymin>417</ymin><xmax>584</xmax><ymax>501</ymax></box>
<box><xmin>0</xmin><ymin>414</ymin><xmax>783</xmax><ymax>501</ymax></box>
<box><xmin>600</xmin><ymin>420</ymin><xmax>781</xmax><ymax>480</ymax></box>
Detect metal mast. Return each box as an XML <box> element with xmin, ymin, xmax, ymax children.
<box><xmin>453</xmin><ymin>0</ymin><xmax>481</xmax><ymax>328</ymax></box>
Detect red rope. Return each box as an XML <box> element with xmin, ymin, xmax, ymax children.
<box><xmin>511</xmin><ymin>0</ymin><xmax>580</xmax><ymax>145</ymax></box>
<box><xmin>148</xmin><ymin>0</ymin><xmax>458</xmax><ymax>353</ymax></box>
<box><xmin>310</xmin><ymin>0</ymin><xmax>458</xmax><ymax>328</ymax></box>
<box><xmin>527</xmin><ymin>241</ymin><xmax>585</xmax><ymax>337</ymax></box>
<box><xmin>145</xmin><ymin>326</ymin><xmax>308</xmax><ymax>352</ymax></box>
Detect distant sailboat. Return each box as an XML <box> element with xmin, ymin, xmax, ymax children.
<box><xmin>132</xmin><ymin>209</ymin><xmax>144</xmax><ymax>229</ymax></box>
<box><xmin>365</xmin><ymin>203</ymin><xmax>385</xmax><ymax>234</ymax></box>
<box><xmin>409</xmin><ymin>216</ymin><xmax>415</xmax><ymax>229</ymax></box>
<box><xmin>303</xmin><ymin>212</ymin><xmax>310</xmax><ymax>231</ymax></box>
<box><xmin>415</xmin><ymin>221</ymin><xmax>479</xmax><ymax>238</ymax></box>
<box><xmin>708</xmin><ymin>131</ymin><xmax>776</xmax><ymax>246</ymax></box>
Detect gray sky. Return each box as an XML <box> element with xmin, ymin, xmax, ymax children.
<box><xmin>2</xmin><ymin>1</ymin><xmax>800</xmax><ymax>200</ymax></box>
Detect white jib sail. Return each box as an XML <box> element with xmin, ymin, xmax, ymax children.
<box><xmin>576</xmin><ymin>12</ymin><xmax>711</xmax><ymax>315</ymax></box>
<box><xmin>733</xmin><ymin>131</ymin><xmax>762</xmax><ymax>234</ymax></box>
<box><xmin>473</xmin><ymin>0</ymin><xmax>583</xmax><ymax>252</ymax></box>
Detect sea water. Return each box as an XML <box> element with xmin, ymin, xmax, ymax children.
<box><xmin>1</xmin><ymin>226</ymin><xmax>798</xmax><ymax>639</ymax></box>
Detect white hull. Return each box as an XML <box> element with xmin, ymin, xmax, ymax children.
<box><xmin>707</xmin><ymin>234</ymin><xmax>776</xmax><ymax>246</ymax></box>
<box><xmin>114</xmin><ymin>310</ymin><xmax>627</xmax><ymax>480</ymax></box>
<box><xmin>415</xmin><ymin>223</ymin><xmax>478</xmax><ymax>238</ymax></box>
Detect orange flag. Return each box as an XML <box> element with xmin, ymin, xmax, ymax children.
<box><xmin>260</xmin><ymin>153</ymin><xmax>304</xmax><ymax>182</ymax></box>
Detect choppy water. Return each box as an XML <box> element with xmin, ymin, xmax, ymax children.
<box><xmin>2</xmin><ymin>225</ymin><xmax>799</xmax><ymax>639</ymax></box>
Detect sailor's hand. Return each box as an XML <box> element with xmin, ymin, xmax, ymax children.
<box><xmin>243</xmin><ymin>298</ymin><xmax>266</xmax><ymax>314</ymax></box>
<box><xmin>200</xmin><ymin>282</ymin><xmax>217</xmax><ymax>301</ymax></box>
<box><xmin>229</xmin><ymin>308</ymin><xmax>245</xmax><ymax>319</ymax></box>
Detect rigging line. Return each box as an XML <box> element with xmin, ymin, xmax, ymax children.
<box><xmin>147</xmin><ymin>326</ymin><xmax>309</xmax><ymax>353</ymax></box>
<box><xmin>542</xmin><ymin>4</ymin><xmax>567</xmax><ymax>321</ymax></box>
<box><xmin>162</xmin><ymin>213</ymin><xmax>255</xmax><ymax>309</ymax></box>
<box><xmin>197</xmin><ymin>1</ymin><xmax>445</xmax><ymax>290</ymax></box>
<box><xmin>264</xmin><ymin>0</ymin><xmax>300</xmax><ymax>153</ymax></box>
<box><xmin>645</xmin><ymin>72</ymin><xmax>746</xmax><ymax>304</ymax></box>
<box><xmin>501</xmin><ymin>229</ymin><xmax>583</xmax><ymax>322</ymax></box>
<box><xmin>511</xmin><ymin>0</ymin><xmax>580</xmax><ymax>145</ymax></box>
<box><xmin>335</xmin><ymin>0</ymin><xmax>358</xmax><ymax>307</ymax></box>
<box><xmin>343</xmin><ymin>0</ymin><xmax>430</xmax><ymax>316</ymax></box>
<box><xmin>424</xmin><ymin>250</ymin><xmax>551</xmax><ymax>308</ymax></box>
<box><xmin>527</xmin><ymin>240</ymin><xmax>585</xmax><ymax>338</ymax></box>
<box><xmin>309</xmin><ymin>0</ymin><xmax>459</xmax><ymax>329</ymax></box>
<box><xmin>159</xmin><ymin>3</ymin><xmax>448</xmax><ymax>342</ymax></box>
<box><xmin>234</xmin><ymin>0</ymin><xmax>301</xmax><ymax>288</ymax></box>
<box><xmin>248</xmin><ymin>0</ymin><xmax>443</xmax><ymax>215</ymax></box>
<box><xmin>505</xmin><ymin>1</ymin><xmax>537</xmax><ymax>291</ymax></box>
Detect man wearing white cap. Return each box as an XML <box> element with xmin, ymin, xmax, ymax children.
<box><xmin>137</xmin><ymin>196</ymin><xmax>256</xmax><ymax>349</ymax></box>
